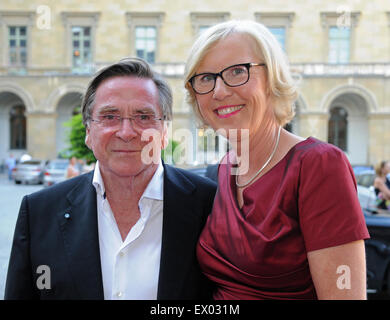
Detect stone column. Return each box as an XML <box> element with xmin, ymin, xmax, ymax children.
<box><xmin>26</xmin><ymin>112</ymin><xmax>57</xmax><ymax>160</ymax></box>
<box><xmin>368</xmin><ymin>114</ymin><xmax>390</xmax><ymax>166</ymax></box>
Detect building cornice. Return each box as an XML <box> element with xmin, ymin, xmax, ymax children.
<box><xmin>0</xmin><ymin>10</ymin><xmax>36</xmax><ymax>26</ymax></box>
<box><xmin>320</xmin><ymin>11</ymin><xmax>361</xmax><ymax>28</ymax></box>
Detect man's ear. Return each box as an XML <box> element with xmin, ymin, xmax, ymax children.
<box><xmin>85</xmin><ymin>127</ymin><xmax>92</xmax><ymax>150</ymax></box>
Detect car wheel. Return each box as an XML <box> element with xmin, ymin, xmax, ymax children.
<box><xmin>15</xmin><ymin>180</ymin><xmax>21</xmax><ymax>184</ymax></box>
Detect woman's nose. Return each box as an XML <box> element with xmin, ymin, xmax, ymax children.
<box><xmin>212</xmin><ymin>76</ymin><xmax>232</xmax><ymax>100</ymax></box>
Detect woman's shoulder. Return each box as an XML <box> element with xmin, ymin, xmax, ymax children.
<box><xmin>288</xmin><ymin>137</ymin><xmax>352</xmax><ymax>178</ymax></box>
<box><xmin>374</xmin><ymin>176</ymin><xmax>386</xmax><ymax>187</ymax></box>
<box><xmin>295</xmin><ymin>137</ymin><xmax>347</xmax><ymax>161</ymax></box>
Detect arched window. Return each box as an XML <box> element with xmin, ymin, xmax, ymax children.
<box><xmin>328</xmin><ymin>106</ymin><xmax>348</xmax><ymax>151</ymax></box>
<box><xmin>10</xmin><ymin>105</ymin><xmax>26</xmax><ymax>149</ymax></box>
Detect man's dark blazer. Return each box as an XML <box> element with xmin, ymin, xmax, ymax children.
<box><xmin>4</xmin><ymin>163</ymin><xmax>217</xmax><ymax>300</ymax></box>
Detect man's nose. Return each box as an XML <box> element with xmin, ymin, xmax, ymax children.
<box><xmin>212</xmin><ymin>76</ymin><xmax>232</xmax><ymax>100</ymax></box>
<box><xmin>115</xmin><ymin>118</ymin><xmax>138</xmax><ymax>141</ymax></box>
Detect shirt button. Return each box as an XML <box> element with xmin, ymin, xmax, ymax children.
<box><xmin>119</xmin><ymin>251</ymin><xmax>124</xmax><ymax>257</ymax></box>
<box><xmin>116</xmin><ymin>291</ymin><xmax>122</xmax><ymax>298</ymax></box>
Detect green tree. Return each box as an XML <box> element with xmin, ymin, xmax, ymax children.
<box><xmin>61</xmin><ymin>113</ymin><xmax>96</xmax><ymax>164</ymax></box>
<box><xmin>161</xmin><ymin>139</ymin><xmax>180</xmax><ymax>164</ymax></box>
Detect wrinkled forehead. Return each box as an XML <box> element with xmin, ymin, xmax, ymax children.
<box><xmin>93</xmin><ymin>76</ymin><xmax>161</xmax><ymax>114</ymax></box>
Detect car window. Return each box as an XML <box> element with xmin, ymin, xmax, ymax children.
<box><xmin>359</xmin><ymin>174</ymin><xmax>375</xmax><ymax>188</ymax></box>
<box><xmin>51</xmin><ymin>162</ymin><xmax>68</xmax><ymax>169</ymax></box>
<box><xmin>22</xmin><ymin>161</ymin><xmax>42</xmax><ymax>165</ymax></box>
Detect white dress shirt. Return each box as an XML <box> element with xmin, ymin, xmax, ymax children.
<box><xmin>92</xmin><ymin>161</ymin><xmax>164</xmax><ymax>300</ymax></box>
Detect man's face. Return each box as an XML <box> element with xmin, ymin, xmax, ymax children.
<box><xmin>85</xmin><ymin>76</ymin><xmax>166</xmax><ymax>179</ymax></box>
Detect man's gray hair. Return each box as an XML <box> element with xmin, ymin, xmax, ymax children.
<box><xmin>81</xmin><ymin>57</ymin><xmax>173</xmax><ymax>127</ymax></box>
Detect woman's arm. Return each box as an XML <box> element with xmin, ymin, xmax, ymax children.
<box><xmin>307</xmin><ymin>240</ymin><xmax>367</xmax><ymax>300</ymax></box>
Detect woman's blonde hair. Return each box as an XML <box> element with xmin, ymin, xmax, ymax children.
<box><xmin>184</xmin><ymin>20</ymin><xmax>297</xmax><ymax>127</ymax></box>
<box><xmin>375</xmin><ymin>160</ymin><xmax>390</xmax><ymax>176</ymax></box>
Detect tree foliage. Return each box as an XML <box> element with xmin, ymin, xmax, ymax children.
<box><xmin>61</xmin><ymin>113</ymin><xmax>96</xmax><ymax>164</ymax></box>
<box><xmin>161</xmin><ymin>139</ymin><xmax>180</xmax><ymax>164</ymax></box>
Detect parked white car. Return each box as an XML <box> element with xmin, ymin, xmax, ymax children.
<box><xmin>12</xmin><ymin>159</ymin><xmax>48</xmax><ymax>185</ymax></box>
<box><xmin>355</xmin><ymin>169</ymin><xmax>377</xmax><ymax>211</ymax></box>
<box><xmin>43</xmin><ymin>159</ymin><xmax>69</xmax><ymax>187</ymax></box>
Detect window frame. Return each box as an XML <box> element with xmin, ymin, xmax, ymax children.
<box><xmin>126</xmin><ymin>12</ymin><xmax>165</xmax><ymax>64</ymax></box>
<box><xmin>255</xmin><ymin>12</ymin><xmax>295</xmax><ymax>53</ymax></box>
<box><xmin>71</xmin><ymin>25</ymin><xmax>93</xmax><ymax>72</ymax></box>
<box><xmin>0</xmin><ymin>11</ymin><xmax>35</xmax><ymax>70</ymax></box>
<box><xmin>61</xmin><ymin>11</ymin><xmax>100</xmax><ymax>74</ymax></box>
<box><xmin>328</xmin><ymin>26</ymin><xmax>351</xmax><ymax>64</ymax></box>
<box><xmin>8</xmin><ymin>26</ymin><xmax>28</xmax><ymax>67</ymax></box>
<box><xmin>135</xmin><ymin>25</ymin><xmax>157</xmax><ymax>63</ymax></box>
<box><xmin>320</xmin><ymin>11</ymin><xmax>360</xmax><ymax>64</ymax></box>
<box><xmin>190</xmin><ymin>12</ymin><xmax>230</xmax><ymax>36</ymax></box>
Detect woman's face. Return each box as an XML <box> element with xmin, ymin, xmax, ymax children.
<box><xmin>193</xmin><ymin>33</ymin><xmax>274</xmax><ymax>139</ymax></box>
<box><xmin>383</xmin><ymin>162</ymin><xmax>390</xmax><ymax>175</ymax></box>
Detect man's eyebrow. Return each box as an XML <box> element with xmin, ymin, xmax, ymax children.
<box><xmin>96</xmin><ymin>105</ymin><xmax>119</xmax><ymax>113</ymax></box>
<box><xmin>96</xmin><ymin>105</ymin><xmax>157</xmax><ymax>114</ymax></box>
<box><xmin>134</xmin><ymin>107</ymin><xmax>156</xmax><ymax>114</ymax></box>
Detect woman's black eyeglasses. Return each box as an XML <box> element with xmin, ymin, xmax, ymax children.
<box><xmin>188</xmin><ymin>62</ymin><xmax>266</xmax><ymax>95</ymax></box>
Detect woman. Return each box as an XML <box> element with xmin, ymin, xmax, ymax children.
<box><xmin>184</xmin><ymin>20</ymin><xmax>369</xmax><ymax>300</ymax></box>
<box><xmin>373</xmin><ymin>160</ymin><xmax>390</xmax><ymax>210</ymax></box>
<box><xmin>66</xmin><ymin>156</ymin><xmax>80</xmax><ymax>179</ymax></box>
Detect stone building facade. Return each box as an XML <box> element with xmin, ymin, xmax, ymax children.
<box><xmin>1</xmin><ymin>0</ymin><xmax>390</xmax><ymax>167</ymax></box>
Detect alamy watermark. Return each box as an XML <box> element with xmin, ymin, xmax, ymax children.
<box><xmin>336</xmin><ymin>265</ymin><xmax>351</xmax><ymax>290</ymax></box>
<box><xmin>36</xmin><ymin>265</ymin><xmax>51</xmax><ymax>290</ymax></box>
<box><xmin>36</xmin><ymin>5</ymin><xmax>51</xmax><ymax>30</ymax></box>
<box><xmin>140</xmin><ymin>125</ymin><xmax>250</xmax><ymax>175</ymax></box>
<box><xmin>336</xmin><ymin>5</ymin><xmax>352</xmax><ymax>29</ymax></box>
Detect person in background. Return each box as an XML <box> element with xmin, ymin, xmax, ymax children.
<box><xmin>184</xmin><ymin>20</ymin><xmax>369</xmax><ymax>300</ymax></box>
<box><xmin>66</xmin><ymin>156</ymin><xmax>80</xmax><ymax>179</ymax></box>
<box><xmin>5</xmin><ymin>154</ymin><xmax>16</xmax><ymax>181</ymax></box>
<box><xmin>373</xmin><ymin>160</ymin><xmax>390</xmax><ymax>210</ymax></box>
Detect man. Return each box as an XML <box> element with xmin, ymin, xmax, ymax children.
<box><xmin>5</xmin><ymin>154</ymin><xmax>16</xmax><ymax>181</ymax></box>
<box><xmin>5</xmin><ymin>58</ymin><xmax>216</xmax><ymax>300</ymax></box>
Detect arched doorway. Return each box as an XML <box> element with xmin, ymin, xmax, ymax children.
<box><xmin>10</xmin><ymin>105</ymin><xmax>26</xmax><ymax>150</ymax></box>
<box><xmin>328</xmin><ymin>106</ymin><xmax>348</xmax><ymax>151</ymax></box>
<box><xmin>56</xmin><ymin>92</ymin><xmax>83</xmax><ymax>157</ymax></box>
<box><xmin>0</xmin><ymin>91</ymin><xmax>27</xmax><ymax>161</ymax></box>
<box><xmin>327</xmin><ymin>93</ymin><xmax>369</xmax><ymax>165</ymax></box>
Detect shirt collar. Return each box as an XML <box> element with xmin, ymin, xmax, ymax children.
<box><xmin>92</xmin><ymin>160</ymin><xmax>164</xmax><ymax>201</ymax></box>
<box><xmin>92</xmin><ymin>161</ymin><xmax>106</xmax><ymax>199</ymax></box>
<box><xmin>141</xmin><ymin>160</ymin><xmax>164</xmax><ymax>201</ymax></box>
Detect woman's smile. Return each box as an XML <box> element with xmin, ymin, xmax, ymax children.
<box><xmin>214</xmin><ymin>104</ymin><xmax>244</xmax><ymax>118</ymax></box>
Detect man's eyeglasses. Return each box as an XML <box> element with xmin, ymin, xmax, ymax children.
<box><xmin>188</xmin><ymin>62</ymin><xmax>266</xmax><ymax>95</ymax></box>
<box><xmin>90</xmin><ymin>114</ymin><xmax>165</xmax><ymax>129</ymax></box>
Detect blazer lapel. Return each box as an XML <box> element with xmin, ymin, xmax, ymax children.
<box><xmin>57</xmin><ymin>171</ymin><xmax>104</xmax><ymax>299</ymax></box>
<box><xmin>157</xmin><ymin>164</ymin><xmax>202</xmax><ymax>299</ymax></box>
